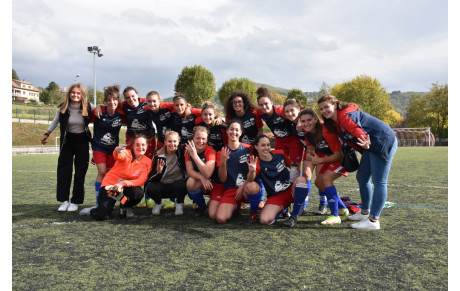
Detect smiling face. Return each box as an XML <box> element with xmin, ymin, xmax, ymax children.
<box><xmin>201</xmin><ymin>108</ymin><xmax>216</xmax><ymax>125</ymax></box>
<box><xmin>258</xmin><ymin>97</ymin><xmax>273</xmax><ymax>115</ymax></box>
<box><xmin>255</xmin><ymin>136</ymin><xmax>271</xmax><ymax>159</ymax></box>
<box><xmin>318</xmin><ymin>101</ymin><xmax>337</xmax><ymax>121</ymax></box>
<box><xmin>193</xmin><ymin>131</ymin><xmax>208</xmax><ymax>152</ymax></box>
<box><xmin>232</xmin><ymin>96</ymin><xmax>245</xmax><ymax>115</ymax></box>
<box><xmin>164</xmin><ymin>133</ymin><xmax>179</xmax><ymax>154</ymax></box>
<box><xmin>227</xmin><ymin>122</ymin><xmax>242</xmax><ymax>142</ymax></box>
<box><xmin>69</xmin><ymin>87</ymin><xmax>82</xmax><ymax>105</ymax></box>
<box><xmin>133</xmin><ymin>137</ymin><xmax>147</xmax><ymax>158</ymax></box>
<box><xmin>124</xmin><ymin>90</ymin><xmax>139</xmax><ymax>108</ymax></box>
<box><xmin>173</xmin><ymin>98</ymin><xmax>187</xmax><ymax>116</ymax></box>
<box><xmin>284</xmin><ymin>104</ymin><xmax>300</xmax><ymax>122</ymax></box>
<box><xmin>105</xmin><ymin>95</ymin><xmax>119</xmax><ymax>111</ymax></box>
<box><xmin>147</xmin><ymin>94</ymin><xmax>161</xmax><ymax>113</ymax></box>
<box><xmin>299</xmin><ymin>113</ymin><xmax>318</xmax><ymax>133</ymax></box>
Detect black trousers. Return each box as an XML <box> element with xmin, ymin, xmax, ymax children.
<box><xmin>145</xmin><ymin>180</ymin><xmax>187</xmax><ymax>204</ymax></box>
<box><xmin>90</xmin><ymin>186</ymin><xmax>144</xmax><ymax>220</ymax></box>
<box><xmin>56</xmin><ymin>133</ymin><xmax>90</xmax><ymax>204</ymax></box>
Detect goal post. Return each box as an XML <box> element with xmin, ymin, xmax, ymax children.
<box><xmin>392</xmin><ymin>127</ymin><xmax>435</xmax><ymax>147</ymax></box>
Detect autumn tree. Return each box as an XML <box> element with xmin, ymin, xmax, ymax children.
<box><xmin>329</xmin><ymin>74</ymin><xmax>396</xmax><ymax>125</ymax></box>
<box><xmin>174</xmin><ymin>65</ymin><xmax>216</xmax><ymax>107</ymax></box>
<box><xmin>287</xmin><ymin>88</ymin><xmax>306</xmax><ymax>105</ymax></box>
<box><xmin>406</xmin><ymin>83</ymin><xmax>448</xmax><ymax>137</ymax></box>
<box><xmin>217</xmin><ymin>77</ymin><xmax>258</xmax><ymax>105</ymax></box>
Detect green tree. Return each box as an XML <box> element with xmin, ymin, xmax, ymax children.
<box><xmin>217</xmin><ymin>77</ymin><xmax>258</xmax><ymax>105</ymax></box>
<box><xmin>174</xmin><ymin>65</ymin><xmax>216</xmax><ymax>107</ymax></box>
<box><xmin>12</xmin><ymin>69</ymin><xmax>19</xmax><ymax>80</ymax></box>
<box><xmin>40</xmin><ymin>81</ymin><xmax>64</xmax><ymax>105</ymax></box>
<box><xmin>87</xmin><ymin>87</ymin><xmax>105</xmax><ymax>105</ymax></box>
<box><xmin>287</xmin><ymin>88</ymin><xmax>306</xmax><ymax>105</ymax></box>
<box><xmin>406</xmin><ymin>83</ymin><xmax>448</xmax><ymax>138</ymax></box>
<box><xmin>329</xmin><ymin>74</ymin><xmax>395</xmax><ymax>124</ymax></box>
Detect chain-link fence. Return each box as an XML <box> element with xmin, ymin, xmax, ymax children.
<box><xmin>12</xmin><ymin>108</ymin><xmax>56</xmax><ymax>122</ymax></box>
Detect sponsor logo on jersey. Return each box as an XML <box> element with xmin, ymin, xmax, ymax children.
<box><xmin>243</xmin><ymin>118</ymin><xmax>255</xmax><ymax>129</ymax></box>
<box><xmin>236</xmin><ymin>173</ymin><xmax>246</xmax><ymax>186</ymax></box>
<box><xmin>276</xmin><ymin>160</ymin><xmax>286</xmax><ymax>172</ymax></box>
<box><xmin>274</xmin><ymin>129</ymin><xmax>288</xmax><ymax>137</ymax></box>
<box><xmin>100</xmin><ymin>133</ymin><xmax>116</xmax><ymax>145</ymax></box>
<box><xmin>131</xmin><ymin>119</ymin><xmax>147</xmax><ymax>130</ymax></box>
<box><xmin>274</xmin><ymin>180</ymin><xmax>290</xmax><ymax>192</ymax></box>
<box><xmin>239</xmin><ymin>153</ymin><xmax>250</xmax><ymax>163</ymax></box>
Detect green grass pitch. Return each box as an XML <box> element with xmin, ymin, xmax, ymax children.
<box><xmin>12</xmin><ymin>147</ymin><xmax>448</xmax><ymax>290</ymax></box>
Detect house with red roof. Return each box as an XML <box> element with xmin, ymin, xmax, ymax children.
<box><xmin>12</xmin><ymin>79</ymin><xmax>40</xmax><ymax>102</ymax></box>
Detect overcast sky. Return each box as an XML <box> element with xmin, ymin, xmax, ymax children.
<box><xmin>12</xmin><ymin>0</ymin><xmax>448</xmax><ymax>98</ymax></box>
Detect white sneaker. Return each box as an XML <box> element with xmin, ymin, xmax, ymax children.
<box><xmin>79</xmin><ymin>206</ymin><xmax>97</xmax><ymax>216</ymax></box>
<box><xmin>175</xmin><ymin>203</ymin><xmax>184</xmax><ymax>215</ymax></box>
<box><xmin>348</xmin><ymin>211</ymin><xmax>369</xmax><ymax>221</ymax></box>
<box><xmin>58</xmin><ymin>201</ymin><xmax>70</xmax><ymax>211</ymax></box>
<box><xmin>67</xmin><ymin>203</ymin><xmax>78</xmax><ymax>212</ymax></box>
<box><xmin>152</xmin><ymin>204</ymin><xmax>162</xmax><ymax>215</ymax></box>
<box><xmin>351</xmin><ymin>218</ymin><xmax>380</xmax><ymax>230</ymax></box>
<box><xmin>125</xmin><ymin>208</ymin><xmax>135</xmax><ymax>218</ymax></box>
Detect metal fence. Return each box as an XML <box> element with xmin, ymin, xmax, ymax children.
<box><xmin>12</xmin><ymin>108</ymin><xmax>56</xmax><ymax>123</ymax></box>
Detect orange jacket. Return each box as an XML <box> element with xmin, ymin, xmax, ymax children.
<box><xmin>101</xmin><ymin>149</ymin><xmax>152</xmax><ymax>187</ymax></box>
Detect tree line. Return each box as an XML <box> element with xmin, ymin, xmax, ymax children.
<box><xmin>13</xmin><ymin>67</ymin><xmax>448</xmax><ymax>138</ymax></box>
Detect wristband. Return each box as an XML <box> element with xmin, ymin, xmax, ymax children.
<box><xmin>44</xmin><ymin>133</ymin><xmax>50</xmax><ymax>137</ymax></box>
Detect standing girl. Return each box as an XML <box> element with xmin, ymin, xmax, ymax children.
<box><xmin>80</xmin><ymin>85</ymin><xmax>125</xmax><ymax>215</ymax></box>
<box><xmin>40</xmin><ymin>83</ymin><xmax>93</xmax><ymax>212</ymax></box>
<box><xmin>291</xmin><ymin>108</ymin><xmax>350</xmax><ymax>226</ymax></box>
<box><xmin>215</xmin><ymin>120</ymin><xmax>261</xmax><ymax>224</ymax></box>
<box><xmin>195</xmin><ymin>101</ymin><xmax>228</xmax><ymax>152</ymax></box>
<box><xmin>170</xmin><ymin>93</ymin><xmax>202</xmax><ymax>146</ymax></box>
<box><xmin>317</xmin><ymin>95</ymin><xmax>397</xmax><ymax>230</ymax></box>
<box><xmin>145</xmin><ymin>90</ymin><xmax>175</xmax><ymax>150</ymax></box>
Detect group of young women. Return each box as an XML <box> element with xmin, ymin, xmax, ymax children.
<box><xmin>41</xmin><ymin>83</ymin><xmax>397</xmax><ymax>230</ymax></box>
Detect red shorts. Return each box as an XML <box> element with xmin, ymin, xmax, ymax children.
<box><xmin>206</xmin><ymin>182</ymin><xmax>225</xmax><ymax>202</ymax></box>
<box><xmin>275</xmin><ymin>136</ymin><xmax>303</xmax><ymax>163</ymax></box>
<box><xmin>265</xmin><ymin>185</ymin><xmax>294</xmax><ymax>209</ymax></box>
<box><xmin>318</xmin><ymin>161</ymin><xmax>349</xmax><ymax>177</ymax></box>
<box><xmin>219</xmin><ymin>188</ymin><xmax>250</xmax><ymax>205</ymax></box>
<box><xmin>126</xmin><ymin>135</ymin><xmax>156</xmax><ymax>159</ymax></box>
<box><xmin>91</xmin><ymin>150</ymin><xmax>116</xmax><ymax>168</ymax></box>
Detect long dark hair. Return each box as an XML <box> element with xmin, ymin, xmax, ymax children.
<box><xmin>317</xmin><ymin>94</ymin><xmax>360</xmax><ymax>132</ymax></box>
<box><xmin>251</xmin><ymin>134</ymin><xmax>270</xmax><ymax>158</ymax></box>
<box><xmin>299</xmin><ymin>108</ymin><xmax>324</xmax><ymax>149</ymax></box>
<box><xmin>224</xmin><ymin>91</ymin><xmax>257</xmax><ymax>120</ymax></box>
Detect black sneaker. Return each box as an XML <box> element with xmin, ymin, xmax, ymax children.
<box><xmin>193</xmin><ymin>206</ymin><xmax>206</xmax><ymax>218</ymax></box>
<box><xmin>283</xmin><ymin>216</ymin><xmax>297</xmax><ymax>227</ymax></box>
<box><xmin>315</xmin><ymin>204</ymin><xmax>327</xmax><ymax>215</ymax></box>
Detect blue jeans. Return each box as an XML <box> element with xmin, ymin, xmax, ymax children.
<box><xmin>356</xmin><ymin>138</ymin><xmax>397</xmax><ymax>219</ymax></box>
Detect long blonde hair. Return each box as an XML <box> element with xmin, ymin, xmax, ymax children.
<box><xmin>60</xmin><ymin>83</ymin><xmax>89</xmax><ymax>116</ymax></box>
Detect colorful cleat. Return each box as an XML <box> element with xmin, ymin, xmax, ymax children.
<box><xmin>338</xmin><ymin>208</ymin><xmax>350</xmax><ymax>216</ymax></box>
<box><xmin>315</xmin><ymin>204</ymin><xmax>328</xmax><ymax>215</ymax></box>
<box><xmin>192</xmin><ymin>202</ymin><xmax>199</xmax><ymax>209</ymax></box>
<box><xmin>163</xmin><ymin>200</ymin><xmax>176</xmax><ymax>210</ymax></box>
<box><xmin>146</xmin><ymin>198</ymin><xmax>154</xmax><ymax>209</ymax></box>
<box><xmin>133</xmin><ymin>198</ymin><xmax>146</xmax><ymax>208</ymax></box>
<box><xmin>248</xmin><ymin>211</ymin><xmax>258</xmax><ymax>224</ymax></box>
<box><xmin>321</xmin><ymin>215</ymin><xmax>341</xmax><ymax>225</ymax></box>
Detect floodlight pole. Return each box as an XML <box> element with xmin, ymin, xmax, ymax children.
<box><xmin>87</xmin><ymin>46</ymin><xmax>103</xmax><ymax>106</ymax></box>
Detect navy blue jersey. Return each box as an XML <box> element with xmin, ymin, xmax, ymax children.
<box><xmin>227</xmin><ymin>111</ymin><xmax>263</xmax><ymax>145</ymax></box>
<box><xmin>217</xmin><ymin>143</ymin><xmax>251</xmax><ymax>189</ymax></box>
<box><xmin>170</xmin><ymin>108</ymin><xmax>201</xmax><ymax>145</ymax></box>
<box><xmin>123</xmin><ymin>99</ymin><xmax>155</xmax><ymax>138</ymax></box>
<box><xmin>257</xmin><ymin>150</ymin><xmax>292</xmax><ymax>197</ymax></box>
<box><xmin>147</xmin><ymin>102</ymin><xmax>174</xmax><ymax>143</ymax></box>
<box><xmin>195</xmin><ymin>120</ymin><xmax>228</xmax><ymax>152</ymax></box>
<box><xmin>257</xmin><ymin>106</ymin><xmax>292</xmax><ymax>138</ymax></box>
<box><xmin>91</xmin><ymin>107</ymin><xmax>125</xmax><ymax>154</ymax></box>
<box><xmin>304</xmin><ymin>127</ymin><xmax>341</xmax><ymax>157</ymax></box>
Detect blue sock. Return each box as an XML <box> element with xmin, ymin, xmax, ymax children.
<box><xmin>95</xmin><ymin>182</ymin><xmax>101</xmax><ymax>207</ymax></box>
<box><xmin>291</xmin><ymin>183</ymin><xmax>309</xmax><ymax>218</ymax></box>
<box><xmin>304</xmin><ymin>180</ymin><xmax>312</xmax><ymax>207</ymax></box>
<box><xmin>319</xmin><ymin>190</ymin><xmax>327</xmax><ymax>206</ymax></box>
<box><xmin>188</xmin><ymin>189</ymin><xmax>206</xmax><ymax>207</ymax></box>
<box><xmin>257</xmin><ymin>178</ymin><xmax>266</xmax><ymax>201</ymax></box>
<box><xmin>324</xmin><ymin>185</ymin><xmax>339</xmax><ymax>216</ymax></box>
<box><xmin>274</xmin><ymin>207</ymin><xmax>288</xmax><ymax>221</ymax></box>
<box><xmin>247</xmin><ymin>191</ymin><xmax>262</xmax><ymax>212</ymax></box>
<box><xmin>337</xmin><ymin>195</ymin><xmax>346</xmax><ymax>209</ymax></box>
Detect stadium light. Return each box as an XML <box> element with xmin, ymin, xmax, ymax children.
<box><xmin>87</xmin><ymin>45</ymin><xmax>103</xmax><ymax>105</ymax></box>
<box><xmin>73</xmin><ymin>74</ymin><xmax>80</xmax><ymax>83</ymax></box>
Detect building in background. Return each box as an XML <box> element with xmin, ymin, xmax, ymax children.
<box><xmin>12</xmin><ymin>80</ymin><xmax>40</xmax><ymax>102</ymax></box>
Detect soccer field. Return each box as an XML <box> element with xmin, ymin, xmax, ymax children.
<box><xmin>12</xmin><ymin>147</ymin><xmax>448</xmax><ymax>290</ymax></box>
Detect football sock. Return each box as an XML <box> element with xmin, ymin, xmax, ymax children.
<box><xmin>337</xmin><ymin>194</ymin><xmax>346</xmax><ymax>209</ymax></box>
<box><xmin>247</xmin><ymin>191</ymin><xmax>262</xmax><ymax>212</ymax></box>
<box><xmin>292</xmin><ymin>183</ymin><xmax>309</xmax><ymax>218</ymax></box>
<box><xmin>324</xmin><ymin>185</ymin><xmax>339</xmax><ymax>216</ymax></box>
<box><xmin>95</xmin><ymin>182</ymin><xmax>101</xmax><ymax>206</ymax></box>
<box><xmin>256</xmin><ymin>178</ymin><xmax>266</xmax><ymax>201</ymax></box>
<box><xmin>304</xmin><ymin>180</ymin><xmax>312</xmax><ymax>207</ymax></box>
<box><xmin>319</xmin><ymin>190</ymin><xmax>328</xmax><ymax>206</ymax></box>
<box><xmin>188</xmin><ymin>189</ymin><xmax>206</xmax><ymax>208</ymax></box>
